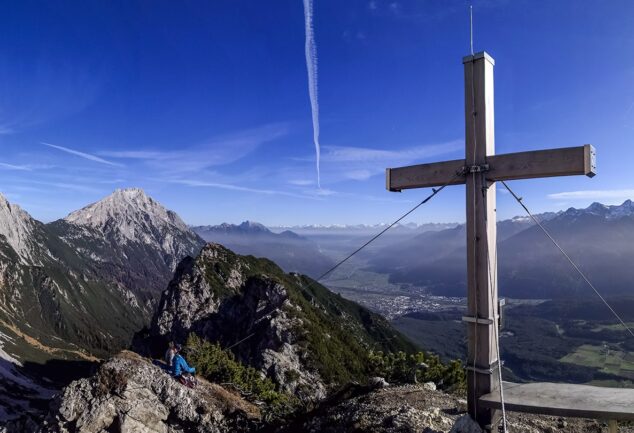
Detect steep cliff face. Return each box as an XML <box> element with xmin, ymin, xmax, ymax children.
<box><xmin>143</xmin><ymin>243</ymin><xmax>417</xmax><ymax>401</ymax></box>
<box><xmin>0</xmin><ymin>194</ymin><xmax>46</xmax><ymax>265</ymax></box>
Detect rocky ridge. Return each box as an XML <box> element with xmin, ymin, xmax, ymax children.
<box><xmin>7</xmin><ymin>353</ymin><xmax>625</xmax><ymax>433</ymax></box>
<box><xmin>141</xmin><ymin>243</ymin><xmax>416</xmax><ymax>402</ymax></box>
<box><xmin>279</xmin><ymin>382</ymin><xmax>621</xmax><ymax>433</ymax></box>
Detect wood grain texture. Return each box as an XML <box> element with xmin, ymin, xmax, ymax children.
<box><xmin>487</xmin><ymin>145</ymin><xmax>595</xmax><ymax>181</ymax></box>
<box><xmin>464</xmin><ymin>52</ymin><xmax>500</xmax><ymax>428</ymax></box>
<box><xmin>481</xmin><ymin>381</ymin><xmax>634</xmax><ymax>421</ymax></box>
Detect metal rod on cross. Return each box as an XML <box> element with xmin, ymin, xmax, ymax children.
<box><xmin>385</xmin><ymin>51</ymin><xmax>596</xmax><ymax>431</ymax></box>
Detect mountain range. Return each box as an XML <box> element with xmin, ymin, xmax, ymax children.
<box><xmin>1</xmin><ymin>186</ymin><xmax>633</xmax><ymax>429</ymax></box>
<box><xmin>368</xmin><ymin>201</ymin><xmax>634</xmax><ymax>299</ymax></box>
<box><xmin>192</xmin><ymin>221</ymin><xmax>335</xmax><ymax>278</ymax></box>
<box><xmin>0</xmin><ymin>188</ymin><xmax>419</xmax><ymax>427</ymax></box>
<box><xmin>0</xmin><ymin>188</ymin><xmax>204</xmax><ymax>419</ymax></box>
<box><xmin>0</xmin><ymin>188</ymin><xmax>204</xmax><ymax>357</ymax></box>
<box><xmin>269</xmin><ymin>222</ymin><xmax>458</xmax><ymax>235</ymax></box>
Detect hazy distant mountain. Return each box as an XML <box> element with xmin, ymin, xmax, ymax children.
<box><xmin>192</xmin><ymin>221</ymin><xmax>335</xmax><ymax>278</ymax></box>
<box><xmin>270</xmin><ymin>222</ymin><xmax>458</xmax><ymax>236</ymax></box>
<box><xmin>372</xmin><ymin>201</ymin><xmax>634</xmax><ymax>299</ymax></box>
<box><xmin>498</xmin><ymin>200</ymin><xmax>634</xmax><ymax>298</ymax></box>
<box><xmin>367</xmin><ymin>211</ymin><xmax>559</xmax><ymax>286</ymax></box>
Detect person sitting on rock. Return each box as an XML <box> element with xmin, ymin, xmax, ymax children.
<box><xmin>172</xmin><ymin>344</ymin><xmax>197</xmax><ymax>388</ymax></box>
<box><xmin>165</xmin><ymin>341</ymin><xmax>176</xmax><ymax>367</ymax></box>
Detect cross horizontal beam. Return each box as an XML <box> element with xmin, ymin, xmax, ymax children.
<box><xmin>386</xmin><ymin>144</ymin><xmax>595</xmax><ymax>192</ymax></box>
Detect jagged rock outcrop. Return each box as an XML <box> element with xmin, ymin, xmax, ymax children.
<box><xmin>140</xmin><ymin>243</ymin><xmax>416</xmax><ymax>403</ymax></box>
<box><xmin>32</xmin><ymin>351</ymin><xmax>260</xmax><ymax>433</ymax></box>
<box><xmin>0</xmin><ymin>194</ymin><xmax>46</xmax><ymax>265</ymax></box>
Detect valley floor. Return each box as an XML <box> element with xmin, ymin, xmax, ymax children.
<box><xmin>320</xmin><ymin>261</ymin><xmax>634</xmax><ymax>388</ymax></box>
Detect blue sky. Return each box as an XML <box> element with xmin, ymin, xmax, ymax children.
<box><xmin>0</xmin><ymin>0</ymin><xmax>633</xmax><ymax>226</ymax></box>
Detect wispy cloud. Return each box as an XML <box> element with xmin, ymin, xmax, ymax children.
<box><xmin>311</xmin><ymin>140</ymin><xmax>462</xmax><ymax>181</ymax></box>
<box><xmin>289</xmin><ymin>179</ymin><xmax>314</xmax><ymax>186</ymax></box>
<box><xmin>97</xmin><ymin>178</ymin><xmax>126</xmax><ymax>184</ymax></box>
<box><xmin>170</xmin><ymin>179</ymin><xmax>321</xmax><ymax>200</ymax></box>
<box><xmin>42</xmin><ymin>142</ymin><xmax>123</xmax><ymax>167</ymax></box>
<box><xmin>0</xmin><ymin>125</ymin><xmax>15</xmax><ymax>135</ymax></box>
<box><xmin>322</xmin><ymin>140</ymin><xmax>461</xmax><ymax>163</ymax></box>
<box><xmin>0</xmin><ymin>59</ymin><xmax>104</xmax><ymax>139</ymax></box>
<box><xmin>548</xmin><ymin>189</ymin><xmax>634</xmax><ymax>203</ymax></box>
<box><xmin>25</xmin><ymin>179</ymin><xmax>103</xmax><ymax>193</ymax></box>
<box><xmin>0</xmin><ymin>162</ymin><xmax>56</xmax><ymax>171</ymax></box>
<box><xmin>100</xmin><ymin>123</ymin><xmax>288</xmax><ymax>174</ymax></box>
<box><xmin>0</xmin><ymin>162</ymin><xmax>32</xmax><ymax>171</ymax></box>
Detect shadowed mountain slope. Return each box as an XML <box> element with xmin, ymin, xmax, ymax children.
<box><xmin>369</xmin><ymin>202</ymin><xmax>634</xmax><ymax>299</ymax></box>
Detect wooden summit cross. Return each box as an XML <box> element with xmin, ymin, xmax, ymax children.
<box><xmin>385</xmin><ymin>51</ymin><xmax>596</xmax><ymax>430</ymax></box>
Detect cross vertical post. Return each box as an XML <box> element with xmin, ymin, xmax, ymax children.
<box><xmin>385</xmin><ymin>49</ymin><xmax>596</xmax><ymax>432</ymax></box>
<box><xmin>463</xmin><ymin>51</ymin><xmax>500</xmax><ymax>429</ymax></box>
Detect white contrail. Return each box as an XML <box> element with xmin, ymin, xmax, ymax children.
<box><xmin>303</xmin><ymin>0</ymin><xmax>321</xmax><ymax>188</ymax></box>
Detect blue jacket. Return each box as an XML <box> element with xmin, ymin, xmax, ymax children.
<box><xmin>172</xmin><ymin>354</ymin><xmax>195</xmax><ymax>377</ymax></box>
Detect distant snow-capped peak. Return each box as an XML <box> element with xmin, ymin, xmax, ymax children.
<box><xmin>237</xmin><ymin>220</ymin><xmax>269</xmax><ymax>232</ymax></box>
<box><xmin>193</xmin><ymin>221</ymin><xmax>272</xmax><ymax>234</ymax></box>
<box><xmin>562</xmin><ymin>200</ymin><xmax>634</xmax><ymax>220</ymax></box>
<box><xmin>65</xmin><ymin>188</ymin><xmax>190</xmax><ymax>242</ymax></box>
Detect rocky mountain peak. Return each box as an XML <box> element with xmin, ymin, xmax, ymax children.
<box><xmin>238</xmin><ymin>220</ymin><xmax>269</xmax><ymax>232</ymax></box>
<box><xmin>64</xmin><ymin>187</ymin><xmax>191</xmax><ymax>243</ymax></box>
<box><xmin>562</xmin><ymin>199</ymin><xmax>634</xmax><ymax>220</ymax></box>
<box><xmin>0</xmin><ymin>193</ymin><xmax>40</xmax><ymax>263</ymax></box>
<box><xmin>195</xmin><ymin>221</ymin><xmax>272</xmax><ymax>235</ymax></box>
<box><xmin>587</xmin><ymin>202</ymin><xmax>607</xmax><ymax>212</ymax></box>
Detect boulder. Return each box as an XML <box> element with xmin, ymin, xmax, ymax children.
<box><xmin>35</xmin><ymin>351</ymin><xmax>260</xmax><ymax>433</ymax></box>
